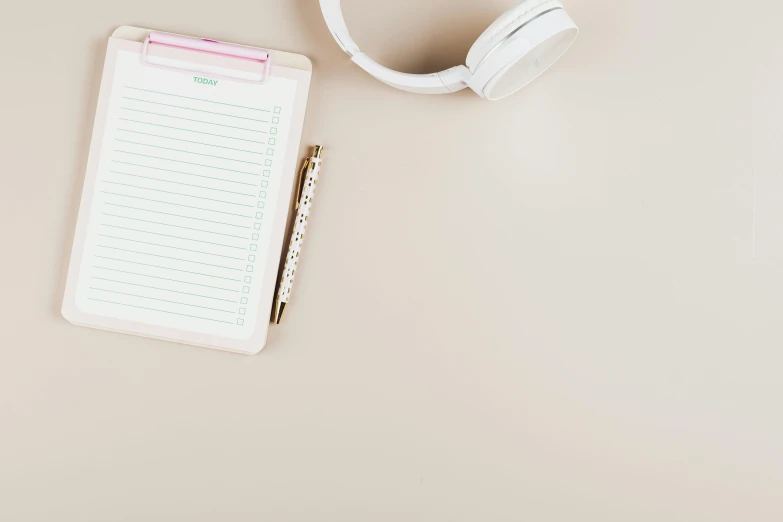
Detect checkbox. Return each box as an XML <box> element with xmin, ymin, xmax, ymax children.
<box><xmin>261</xmin><ymin>180</ymin><xmax>269</xmax><ymax>188</ymax></box>
<box><xmin>256</xmin><ymin>212</ymin><xmax>263</xmax><ymax>219</ymax></box>
<box><xmin>258</xmin><ymin>191</ymin><xmax>266</xmax><ymax>198</ymax></box>
<box><xmin>268</xmin><ymin>138</ymin><xmax>276</xmax><ymax>145</ymax></box>
<box><xmin>250</xmin><ymin>245</ymin><xmax>257</xmax><ymax>251</ymax></box>
<box><xmin>239</xmin><ymin>308</ymin><xmax>246</xmax><ymax>316</ymax></box>
<box><xmin>257</xmin><ymin>201</ymin><xmax>265</xmax><ymax>208</ymax></box>
<box><xmin>254</xmin><ymin>223</ymin><xmax>261</xmax><ymax>230</ymax></box>
<box><xmin>237</xmin><ymin>318</ymin><xmax>244</xmax><ymax>325</ymax></box>
<box><xmin>240</xmin><ymin>297</ymin><xmax>248</xmax><ymax>304</ymax></box>
<box><xmin>274</xmin><ymin>106</ymin><xmax>281</xmax><ymax>114</ymax></box>
<box><xmin>270</xmin><ymin>127</ymin><xmax>278</xmax><ymax>135</ymax></box>
<box><xmin>248</xmin><ymin>254</ymin><xmax>255</xmax><ymax>262</ymax></box>
<box><xmin>246</xmin><ymin>265</ymin><xmax>254</xmax><ymax>272</ymax></box>
<box><xmin>265</xmin><ymin>159</ymin><xmax>272</xmax><ymax>166</ymax></box>
<box><xmin>272</xmin><ymin>116</ymin><xmax>280</xmax><ymax>124</ymax></box>
<box><xmin>263</xmin><ymin>169</ymin><xmax>270</xmax><ymax>177</ymax></box>
<box><xmin>244</xmin><ymin>276</ymin><xmax>252</xmax><ymax>283</ymax></box>
<box><xmin>252</xmin><ymin>233</ymin><xmax>259</xmax><ymax>240</ymax></box>
<box><xmin>266</xmin><ymin>148</ymin><xmax>274</xmax><ymax>156</ymax></box>
<box><xmin>242</xmin><ymin>286</ymin><xmax>250</xmax><ymax>293</ymax></box>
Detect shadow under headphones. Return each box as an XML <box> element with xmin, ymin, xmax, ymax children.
<box><xmin>320</xmin><ymin>0</ymin><xmax>578</xmax><ymax>100</ymax></box>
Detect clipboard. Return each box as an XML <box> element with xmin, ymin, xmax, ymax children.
<box><xmin>62</xmin><ymin>26</ymin><xmax>313</xmax><ymax>354</ymax></box>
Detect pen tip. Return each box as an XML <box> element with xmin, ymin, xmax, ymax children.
<box><xmin>274</xmin><ymin>301</ymin><xmax>286</xmax><ymax>324</ymax></box>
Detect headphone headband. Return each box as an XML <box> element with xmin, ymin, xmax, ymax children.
<box><xmin>320</xmin><ymin>0</ymin><xmax>468</xmax><ymax>94</ymax></box>
<box><xmin>319</xmin><ymin>0</ymin><xmax>578</xmax><ymax>99</ymax></box>
<box><xmin>320</xmin><ymin>0</ymin><xmax>360</xmax><ymax>57</ymax></box>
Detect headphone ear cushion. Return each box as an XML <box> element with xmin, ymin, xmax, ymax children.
<box><xmin>466</xmin><ymin>0</ymin><xmax>562</xmax><ymax>72</ymax></box>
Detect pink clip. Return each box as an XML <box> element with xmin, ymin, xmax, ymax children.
<box><xmin>141</xmin><ymin>32</ymin><xmax>272</xmax><ymax>84</ymax></box>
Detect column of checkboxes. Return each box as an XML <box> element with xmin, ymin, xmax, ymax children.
<box><xmin>267</xmin><ymin>106</ymin><xmax>281</xmax><ymax>150</ymax></box>
<box><xmin>238</xmin><ymin>185</ymin><xmax>265</xmax><ymax>325</ymax></box>
<box><xmin>257</xmin><ymin>106</ymin><xmax>280</xmax><ymax>213</ymax></box>
<box><xmin>237</xmin><ymin>225</ymin><xmax>260</xmax><ymax>327</ymax></box>
<box><xmin>236</xmin><ymin>107</ymin><xmax>281</xmax><ymax>327</ymax></box>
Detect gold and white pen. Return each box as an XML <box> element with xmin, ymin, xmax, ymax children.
<box><xmin>274</xmin><ymin>145</ymin><xmax>325</xmax><ymax>324</ymax></box>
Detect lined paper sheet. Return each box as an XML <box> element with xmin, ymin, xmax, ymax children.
<box><xmin>74</xmin><ymin>49</ymin><xmax>297</xmax><ymax>339</ymax></box>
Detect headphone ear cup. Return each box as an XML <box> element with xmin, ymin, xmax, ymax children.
<box><xmin>466</xmin><ymin>0</ymin><xmax>561</xmax><ymax>72</ymax></box>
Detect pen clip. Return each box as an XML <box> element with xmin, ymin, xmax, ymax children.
<box><xmin>295</xmin><ymin>158</ymin><xmax>311</xmax><ymax>210</ymax></box>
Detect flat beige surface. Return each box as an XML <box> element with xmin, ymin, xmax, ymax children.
<box><xmin>1</xmin><ymin>0</ymin><xmax>782</xmax><ymax>520</ymax></box>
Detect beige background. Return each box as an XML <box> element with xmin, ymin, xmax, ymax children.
<box><xmin>1</xmin><ymin>0</ymin><xmax>782</xmax><ymax>520</ymax></box>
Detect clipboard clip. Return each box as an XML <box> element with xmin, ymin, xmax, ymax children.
<box><xmin>141</xmin><ymin>31</ymin><xmax>272</xmax><ymax>84</ymax></box>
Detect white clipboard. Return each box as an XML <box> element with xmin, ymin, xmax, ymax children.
<box><xmin>62</xmin><ymin>26</ymin><xmax>312</xmax><ymax>354</ymax></box>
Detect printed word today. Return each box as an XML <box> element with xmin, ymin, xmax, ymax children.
<box><xmin>193</xmin><ymin>77</ymin><xmax>218</xmax><ymax>86</ymax></box>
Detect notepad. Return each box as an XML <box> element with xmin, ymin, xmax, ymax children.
<box><xmin>63</xmin><ymin>28</ymin><xmax>312</xmax><ymax>354</ymax></box>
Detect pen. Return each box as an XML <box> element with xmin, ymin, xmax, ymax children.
<box><xmin>274</xmin><ymin>145</ymin><xmax>325</xmax><ymax>324</ymax></box>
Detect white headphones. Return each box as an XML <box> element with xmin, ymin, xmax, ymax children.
<box><xmin>320</xmin><ymin>0</ymin><xmax>578</xmax><ymax>100</ymax></box>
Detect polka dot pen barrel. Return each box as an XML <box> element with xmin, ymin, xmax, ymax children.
<box><xmin>274</xmin><ymin>146</ymin><xmax>324</xmax><ymax>324</ymax></box>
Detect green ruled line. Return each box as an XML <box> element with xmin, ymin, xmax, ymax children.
<box><xmin>96</xmin><ymin>245</ymin><xmax>243</xmax><ymax>271</ymax></box>
<box><xmin>115</xmin><ymin>139</ymin><xmax>264</xmax><ymax>166</ymax></box>
<box><xmin>112</xmin><ymin>161</ymin><xmax>258</xmax><ymax>186</ymax></box>
<box><xmin>125</xmin><ymin>86</ymin><xmax>271</xmax><ymax>112</ymax></box>
<box><xmin>103</xmin><ymin>204</ymin><xmax>250</xmax><ymax>229</ymax></box>
<box><xmin>93</xmin><ymin>266</ymin><xmax>239</xmax><ymax>291</ymax></box>
<box><xmin>118</xmin><ymin>118</ymin><xmax>267</xmax><ymax>144</ymax></box>
<box><xmin>103</xmin><ymin>180</ymin><xmax>255</xmax><ymax>207</ymax></box>
<box><xmin>116</xmin><ymin>129</ymin><xmax>264</xmax><ymax>155</ymax></box>
<box><xmin>94</xmin><ymin>255</ymin><xmax>242</xmax><ymax>281</ymax></box>
<box><xmin>97</xmin><ymin>234</ymin><xmax>246</xmax><ymax>261</ymax></box>
<box><xmin>101</xmin><ymin>192</ymin><xmax>253</xmax><ymax>219</ymax></box>
<box><xmin>87</xmin><ymin>298</ymin><xmax>235</xmax><ymax>323</ymax></box>
<box><xmin>114</xmin><ymin>150</ymin><xmax>259</xmax><ymax>176</ymax></box>
<box><xmin>122</xmin><ymin>97</ymin><xmax>268</xmax><ymax>123</ymax></box>
<box><xmin>121</xmin><ymin>107</ymin><xmax>267</xmax><ymax>133</ymax></box>
<box><xmin>92</xmin><ymin>277</ymin><xmax>238</xmax><ymax>303</ymax></box>
<box><xmin>109</xmin><ymin>172</ymin><xmax>256</xmax><ymax>197</ymax></box>
<box><xmin>90</xmin><ymin>287</ymin><xmax>236</xmax><ymax>313</ymax></box>
<box><xmin>101</xmin><ymin>219</ymin><xmax>249</xmax><ymax>241</ymax></box>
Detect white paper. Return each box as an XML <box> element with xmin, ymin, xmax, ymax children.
<box><xmin>74</xmin><ymin>50</ymin><xmax>296</xmax><ymax>339</ymax></box>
